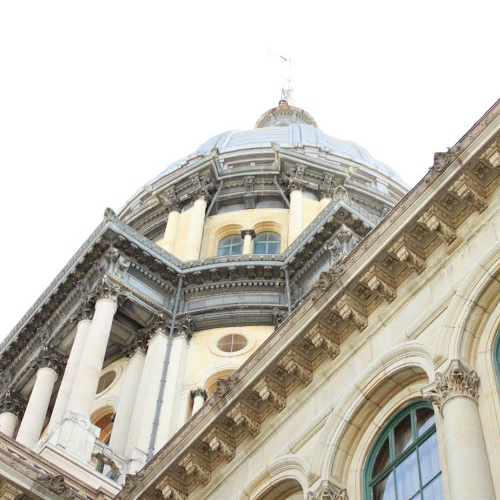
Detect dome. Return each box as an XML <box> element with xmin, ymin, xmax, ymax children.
<box><xmin>158</xmin><ymin>103</ymin><xmax>405</xmax><ymax>185</ymax></box>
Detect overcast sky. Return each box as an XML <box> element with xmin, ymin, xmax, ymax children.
<box><xmin>1</xmin><ymin>1</ymin><xmax>499</xmax><ymax>337</ymax></box>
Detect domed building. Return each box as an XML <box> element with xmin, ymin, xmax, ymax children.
<box><xmin>0</xmin><ymin>99</ymin><xmax>500</xmax><ymax>500</ymax></box>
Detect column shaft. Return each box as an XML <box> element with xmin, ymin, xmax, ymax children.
<box><xmin>185</xmin><ymin>197</ymin><xmax>207</xmax><ymax>260</ymax></box>
<box><xmin>126</xmin><ymin>331</ymin><xmax>167</xmax><ymax>454</ymax></box>
<box><xmin>67</xmin><ymin>298</ymin><xmax>117</xmax><ymax>418</ymax></box>
<box><xmin>192</xmin><ymin>394</ymin><xmax>205</xmax><ymax>415</ymax></box>
<box><xmin>17</xmin><ymin>367</ymin><xmax>58</xmax><ymax>449</ymax></box>
<box><xmin>442</xmin><ymin>396</ymin><xmax>495</xmax><ymax>500</ymax></box>
<box><xmin>288</xmin><ymin>189</ymin><xmax>304</xmax><ymax>243</ymax></box>
<box><xmin>109</xmin><ymin>350</ymin><xmax>145</xmax><ymax>454</ymax></box>
<box><xmin>154</xmin><ymin>334</ymin><xmax>189</xmax><ymax>453</ymax></box>
<box><xmin>48</xmin><ymin>319</ymin><xmax>91</xmax><ymax>430</ymax></box>
<box><xmin>162</xmin><ymin>210</ymin><xmax>180</xmax><ymax>254</ymax></box>
<box><xmin>0</xmin><ymin>413</ymin><xmax>18</xmax><ymax>438</ymax></box>
<box><xmin>243</xmin><ymin>233</ymin><xmax>253</xmax><ymax>254</ymax></box>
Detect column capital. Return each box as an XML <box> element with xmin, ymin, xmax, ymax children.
<box><xmin>95</xmin><ymin>276</ymin><xmax>130</xmax><ymax>305</ymax></box>
<box><xmin>308</xmin><ymin>480</ymin><xmax>348</xmax><ymax>500</ymax></box>
<box><xmin>0</xmin><ymin>390</ymin><xmax>27</xmax><ymax>419</ymax></box>
<box><xmin>241</xmin><ymin>229</ymin><xmax>255</xmax><ymax>239</ymax></box>
<box><xmin>191</xmin><ymin>388</ymin><xmax>208</xmax><ymax>400</ymax></box>
<box><xmin>70</xmin><ymin>294</ymin><xmax>96</xmax><ymax>323</ymax></box>
<box><xmin>422</xmin><ymin>359</ymin><xmax>479</xmax><ymax>412</ymax></box>
<box><xmin>35</xmin><ymin>345</ymin><xmax>66</xmax><ymax>376</ymax></box>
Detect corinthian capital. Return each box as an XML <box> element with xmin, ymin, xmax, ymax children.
<box><xmin>96</xmin><ymin>276</ymin><xmax>129</xmax><ymax>305</ymax></box>
<box><xmin>0</xmin><ymin>390</ymin><xmax>27</xmax><ymax>418</ymax></box>
<box><xmin>422</xmin><ymin>359</ymin><xmax>479</xmax><ymax>411</ymax></box>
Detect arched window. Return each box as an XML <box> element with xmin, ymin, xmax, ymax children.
<box><xmin>254</xmin><ymin>232</ymin><xmax>281</xmax><ymax>254</ymax></box>
<box><xmin>218</xmin><ymin>234</ymin><xmax>243</xmax><ymax>256</ymax></box>
<box><xmin>364</xmin><ymin>401</ymin><xmax>444</xmax><ymax>500</ymax></box>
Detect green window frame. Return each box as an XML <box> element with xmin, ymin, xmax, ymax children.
<box><xmin>253</xmin><ymin>231</ymin><xmax>281</xmax><ymax>254</ymax></box>
<box><xmin>363</xmin><ymin>400</ymin><xmax>444</xmax><ymax>500</ymax></box>
<box><xmin>494</xmin><ymin>330</ymin><xmax>500</xmax><ymax>386</ymax></box>
<box><xmin>217</xmin><ymin>234</ymin><xmax>243</xmax><ymax>256</ymax></box>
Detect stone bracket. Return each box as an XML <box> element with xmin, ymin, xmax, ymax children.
<box><xmin>226</xmin><ymin>402</ymin><xmax>261</xmax><ymax>437</ymax></box>
<box><xmin>252</xmin><ymin>377</ymin><xmax>287</xmax><ymax>412</ymax></box>
<box><xmin>278</xmin><ymin>350</ymin><xmax>313</xmax><ymax>386</ymax></box>
<box><xmin>449</xmin><ymin>173</ymin><xmax>488</xmax><ymax>212</ymax></box>
<box><xmin>304</xmin><ymin>323</ymin><xmax>340</xmax><ymax>359</ymax></box>
<box><xmin>390</xmin><ymin>236</ymin><xmax>426</xmax><ymax>274</ymax></box>
<box><xmin>202</xmin><ymin>428</ymin><xmax>236</xmax><ymax>462</ymax></box>
<box><xmin>418</xmin><ymin>207</ymin><xmax>456</xmax><ymax>244</ymax></box>
<box><xmin>178</xmin><ymin>452</ymin><xmax>211</xmax><ymax>487</ymax></box>
<box><xmin>333</xmin><ymin>297</ymin><xmax>367</xmax><ymax>331</ymax></box>
<box><xmin>361</xmin><ymin>266</ymin><xmax>397</xmax><ymax>303</ymax></box>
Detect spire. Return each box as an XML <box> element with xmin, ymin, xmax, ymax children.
<box><xmin>279</xmin><ymin>56</ymin><xmax>294</xmax><ymax>105</ymax></box>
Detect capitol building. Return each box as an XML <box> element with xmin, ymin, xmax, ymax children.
<box><xmin>0</xmin><ymin>98</ymin><xmax>500</xmax><ymax>500</ymax></box>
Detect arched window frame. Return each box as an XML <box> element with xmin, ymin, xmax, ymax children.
<box><xmin>217</xmin><ymin>234</ymin><xmax>243</xmax><ymax>256</ymax></box>
<box><xmin>494</xmin><ymin>330</ymin><xmax>500</xmax><ymax>386</ymax></box>
<box><xmin>253</xmin><ymin>231</ymin><xmax>281</xmax><ymax>254</ymax></box>
<box><xmin>363</xmin><ymin>399</ymin><xmax>443</xmax><ymax>500</ymax></box>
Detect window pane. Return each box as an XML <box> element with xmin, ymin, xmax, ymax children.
<box><xmin>416</xmin><ymin>407</ymin><xmax>435</xmax><ymax>437</ymax></box>
<box><xmin>422</xmin><ymin>474</ymin><xmax>444</xmax><ymax>500</ymax></box>
<box><xmin>254</xmin><ymin>232</ymin><xmax>280</xmax><ymax>254</ymax></box>
<box><xmin>395</xmin><ymin>451</ymin><xmax>419</xmax><ymax>500</ymax></box>
<box><xmin>418</xmin><ymin>433</ymin><xmax>442</xmax><ymax>485</ymax></box>
<box><xmin>373</xmin><ymin>438</ymin><xmax>390</xmax><ymax>478</ymax></box>
<box><xmin>373</xmin><ymin>471</ymin><xmax>396</xmax><ymax>500</ymax></box>
<box><xmin>394</xmin><ymin>414</ymin><xmax>413</xmax><ymax>456</ymax></box>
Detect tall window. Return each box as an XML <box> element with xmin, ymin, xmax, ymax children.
<box><xmin>254</xmin><ymin>232</ymin><xmax>281</xmax><ymax>254</ymax></box>
<box><xmin>218</xmin><ymin>234</ymin><xmax>243</xmax><ymax>256</ymax></box>
<box><xmin>364</xmin><ymin>401</ymin><xmax>444</xmax><ymax>500</ymax></box>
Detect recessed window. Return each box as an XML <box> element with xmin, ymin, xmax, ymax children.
<box><xmin>97</xmin><ymin>371</ymin><xmax>116</xmax><ymax>394</ymax></box>
<box><xmin>217</xmin><ymin>334</ymin><xmax>248</xmax><ymax>353</ymax></box>
<box><xmin>254</xmin><ymin>231</ymin><xmax>281</xmax><ymax>254</ymax></box>
<box><xmin>365</xmin><ymin>402</ymin><xmax>444</xmax><ymax>500</ymax></box>
<box><xmin>218</xmin><ymin>234</ymin><xmax>243</xmax><ymax>256</ymax></box>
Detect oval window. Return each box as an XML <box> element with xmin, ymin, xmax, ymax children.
<box><xmin>96</xmin><ymin>371</ymin><xmax>116</xmax><ymax>394</ymax></box>
<box><xmin>217</xmin><ymin>334</ymin><xmax>248</xmax><ymax>353</ymax></box>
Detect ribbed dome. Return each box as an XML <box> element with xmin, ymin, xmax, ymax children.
<box><xmin>159</xmin><ymin>104</ymin><xmax>405</xmax><ymax>185</ymax></box>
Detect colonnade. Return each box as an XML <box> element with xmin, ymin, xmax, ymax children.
<box><xmin>423</xmin><ymin>359</ymin><xmax>496</xmax><ymax>500</ymax></box>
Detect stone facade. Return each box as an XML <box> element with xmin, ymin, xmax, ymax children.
<box><xmin>0</xmin><ymin>100</ymin><xmax>500</xmax><ymax>500</ymax></box>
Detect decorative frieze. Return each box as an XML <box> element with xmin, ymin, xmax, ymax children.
<box><xmin>422</xmin><ymin>359</ymin><xmax>479</xmax><ymax>412</ymax></box>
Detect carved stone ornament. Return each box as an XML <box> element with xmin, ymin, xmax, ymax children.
<box><xmin>37</xmin><ymin>473</ymin><xmax>78</xmax><ymax>500</ymax></box>
<box><xmin>0</xmin><ymin>390</ymin><xmax>26</xmax><ymax>418</ymax></box>
<box><xmin>177</xmin><ymin>315</ymin><xmax>193</xmax><ymax>340</ymax></box>
<box><xmin>272</xmin><ymin>307</ymin><xmax>286</xmax><ymax>327</ymax></box>
<box><xmin>103</xmin><ymin>207</ymin><xmax>117</xmax><ymax>222</ymax></box>
<box><xmin>308</xmin><ymin>480</ymin><xmax>348</xmax><ymax>500</ymax></box>
<box><xmin>95</xmin><ymin>275</ymin><xmax>129</xmax><ymax>305</ymax></box>
<box><xmin>122</xmin><ymin>472</ymin><xmax>144</xmax><ymax>493</ymax></box>
<box><xmin>422</xmin><ymin>359</ymin><xmax>479</xmax><ymax>412</ymax></box>
<box><xmin>191</xmin><ymin>388</ymin><xmax>208</xmax><ymax>400</ymax></box>
<box><xmin>71</xmin><ymin>294</ymin><xmax>96</xmax><ymax>322</ymax></box>
<box><xmin>0</xmin><ymin>482</ymin><xmax>24</xmax><ymax>500</ymax></box>
<box><xmin>35</xmin><ymin>345</ymin><xmax>66</xmax><ymax>375</ymax></box>
<box><xmin>216</xmin><ymin>375</ymin><xmax>238</xmax><ymax>398</ymax></box>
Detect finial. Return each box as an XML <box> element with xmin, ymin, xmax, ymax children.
<box><xmin>279</xmin><ymin>56</ymin><xmax>293</xmax><ymax>105</ymax></box>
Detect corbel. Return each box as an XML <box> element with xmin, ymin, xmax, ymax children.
<box><xmin>480</xmin><ymin>139</ymin><xmax>500</xmax><ymax>168</ymax></box>
<box><xmin>226</xmin><ymin>402</ymin><xmax>261</xmax><ymax>437</ymax></box>
<box><xmin>418</xmin><ymin>206</ymin><xmax>456</xmax><ymax>244</ymax></box>
<box><xmin>252</xmin><ymin>377</ymin><xmax>287</xmax><ymax>412</ymax></box>
<box><xmin>333</xmin><ymin>295</ymin><xmax>367</xmax><ymax>331</ymax></box>
<box><xmin>389</xmin><ymin>236</ymin><xmax>426</xmax><ymax>274</ymax></box>
<box><xmin>303</xmin><ymin>323</ymin><xmax>340</xmax><ymax>359</ymax></box>
<box><xmin>360</xmin><ymin>265</ymin><xmax>397</xmax><ymax>303</ymax></box>
<box><xmin>202</xmin><ymin>428</ymin><xmax>236</xmax><ymax>462</ymax></box>
<box><xmin>449</xmin><ymin>173</ymin><xmax>487</xmax><ymax>212</ymax></box>
<box><xmin>157</xmin><ymin>478</ymin><xmax>187</xmax><ymax>500</ymax></box>
<box><xmin>278</xmin><ymin>350</ymin><xmax>313</xmax><ymax>386</ymax></box>
<box><xmin>179</xmin><ymin>452</ymin><xmax>211</xmax><ymax>487</ymax></box>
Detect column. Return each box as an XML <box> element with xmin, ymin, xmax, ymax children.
<box><xmin>126</xmin><ymin>327</ymin><xmax>168</xmax><ymax>456</ymax></box>
<box><xmin>423</xmin><ymin>359</ymin><xmax>496</xmax><ymax>500</ymax></box>
<box><xmin>66</xmin><ymin>281</ymin><xmax>119</xmax><ymax>419</ymax></box>
<box><xmin>154</xmin><ymin>332</ymin><xmax>189</xmax><ymax>453</ymax></box>
<box><xmin>191</xmin><ymin>388</ymin><xmax>208</xmax><ymax>415</ymax></box>
<box><xmin>185</xmin><ymin>196</ymin><xmax>207</xmax><ymax>261</ymax></box>
<box><xmin>162</xmin><ymin>207</ymin><xmax>180</xmax><ymax>254</ymax></box>
<box><xmin>0</xmin><ymin>391</ymin><xmax>26</xmax><ymax>438</ymax></box>
<box><xmin>109</xmin><ymin>344</ymin><xmax>146</xmax><ymax>455</ymax></box>
<box><xmin>17</xmin><ymin>347</ymin><xmax>62</xmax><ymax>449</ymax></box>
<box><xmin>47</xmin><ymin>299</ymin><xmax>93</xmax><ymax>431</ymax></box>
<box><xmin>288</xmin><ymin>186</ymin><xmax>304</xmax><ymax>244</ymax></box>
<box><xmin>241</xmin><ymin>229</ymin><xmax>255</xmax><ymax>254</ymax></box>
<box><xmin>319</xmin><ymin>195</ymin><xmax>332</xmax><ymax>211</ymax></box>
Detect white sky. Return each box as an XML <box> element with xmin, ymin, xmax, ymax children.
<box><xmin>0</xmin><ymin>1</ymin><xmax>499</xmax><ymax>337</ymax></box>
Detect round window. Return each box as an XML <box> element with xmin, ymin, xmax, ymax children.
<box><xmin>217</xmin><ymin>334</ymin><xmax>248</xmax><ymax>353</ymax></box>
<box><xmin>96</xmin><ymin>371</ymin><xmax>116</xmax><ymax>394</ymax></box>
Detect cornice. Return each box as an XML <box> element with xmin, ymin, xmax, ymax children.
<box><xmin>113</xmin><ymin>99</ymin><xmax>500</xmax><ymax>500</ymax></box>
